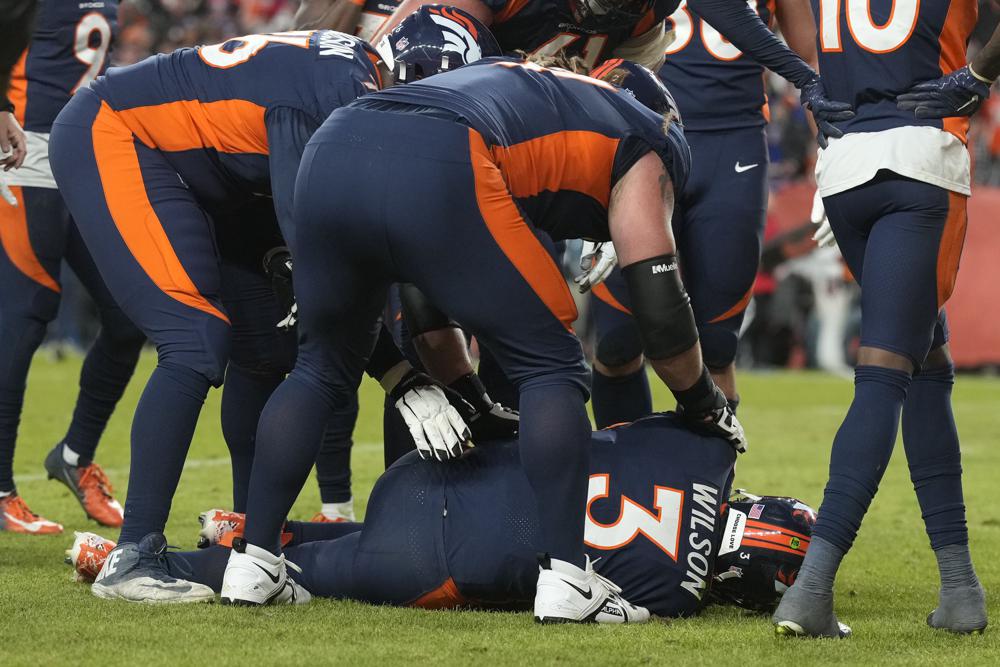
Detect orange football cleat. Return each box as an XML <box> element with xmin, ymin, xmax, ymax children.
<box><xmin>44</xmin><ymin>446</ymin><xmax>124</xmax><ymax>527</ymax></box>
<box><xmin>66</xmin><ymin>531</ymin><xmax>117</xmax><ymax>582</ymax></box>
<box><xmin>0</xmin><ymin>494</ymin><xmax>63</xmax><ymax>535</ymax></box>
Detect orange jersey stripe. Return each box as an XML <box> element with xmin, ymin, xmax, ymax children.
<box><xmin>490</xmin><ymin>131</ymin><xmax>620</xmax><ymax>208</ymax></box>
<box><xmin>590</xmin><ymin>58</ymin><xmax>624</xmax><ymax>82</ymax></box>
<box><xmin>592</xmin><ymin>281</ymin><xmax>631</xmax><ymax>315</ymax></box>
<box><xmin>410</xmin><ymin>577</ymin><xmax>466</xmax><ymax>609</ymax></box>
<box><xmin>936</xmin><ymin>192</ymin><xmax>968</xmax><ymax>308</ymax></box>
<box><xmin>0</xmin><ymin>186</ymin><xmax>60</xmax><ymax>292</ymax></box>
<box><xmin>470</xmin><ymin>129</ymin><xmax>578</xmax><ymax>331</ymax></box>
<box><xmin>8</xmin><ymin>48</ymin><xmax>28</xmax><ymax>126</ymax></box>
<box><xmin>91</xmin><ymin>101</ymin><xmax>229</xmax><ymax>323</ymax></box>
<box><xmin>709</xmin><ymin>286</ymin><xmax>754</xmax><ymax>324</ymax></box>
<box><xmin>115</xmin><ymin>99</ymin><xmax>269</xmax><ymax>155</ymax></box>
<box><xmin>938</xmin><ymin>0</ymin><xmax>978</xmax><ymax>143</ymax></box>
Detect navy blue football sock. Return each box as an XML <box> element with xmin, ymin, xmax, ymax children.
<box><xmin>316</xmin><ymin>394</ymin><xmax>358</xmax><ymax>504</ymax></box>
<box><xmin>244</xmin><ymin>376</ymin><xmax>333</xmax><ymax>554</ymax></box>
<box><xmin>221</xmin><ymin>364</ymin><xmax>282</xmax><ymax>512</ymax></box>
<box><xmin>590</xmin><ymin>367</ymin><xmax>652</xmax><ymax>428</ymax></box>
<box><xmin>62</xmin><ymin>327</ymin><xmax>144</xmax><ymax>465</ymax></box>
<box><xmin>168</xmin><ymin>546</ymin><xmax>230</xmax><ymax>591</ymax></box>
<box><xmin>119</xmin><ymin>363</ymin><xmax>210</xmax><ymax>544</ymax></box>
<box><xmin>901</xmin><ymin>364</ymin><xmax>968</xmax><ymax>550</ymax></box>
<box><xmin>0</xmin><ymin>316</ymin><xmax>48</xmax><ymax>492</ymax></box>
<box><xmin>518</xmin><ymin>383</ymin><xmax>591</xmax><ymax>568</ymax></box>
<box><xmin>813</xmin><ymin>365</ymin><xmax>911</xmax><ymax>552</ymax></box>
<box><xmin>285</xmin><ymin>518</ymin><xmax>364</xmax><ymax>545</ymax></box>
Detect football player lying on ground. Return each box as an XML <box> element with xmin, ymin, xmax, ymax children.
<box><xmin>69</xmin><ymin>412</ymin><xmax>816</xmax><ymax>620</ymax></box>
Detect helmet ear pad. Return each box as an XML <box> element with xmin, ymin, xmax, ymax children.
<box><xmin>709</xmin><ymin>493</ymin><xmax>817</xmax><ymax>612</ymax></box>
<box><xmin>375</xmin><ymin>5</ymin><xmax>502</xmax><ymax>82</ymax></box>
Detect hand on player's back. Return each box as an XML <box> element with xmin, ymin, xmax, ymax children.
<box><xmin>800</xmin><ymin>75</ymin><xmax>855</xmax><ymax>148</ymax></box>
<box><xmin>897</xmin><ymin>66</ymin><xmax>992</xmax><ymax>119</ymax></box>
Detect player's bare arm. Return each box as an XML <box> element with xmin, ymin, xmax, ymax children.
<box><xmin>294</xmin><ymin>0</ymin><xmax>363</xmax><ymax>32</ymax></box>
<box><xmin>898</xmin><ymin>22</ymin><xmax>999</xmax><ymax>118</ymax></box>
<box><xmin>609</xmin><ymin>152</ymin><xmax>746</xmax><ymax>452</ymax></box>
<box><xmin>372</xmin><ymin>0</ymin><xmax>493</xmax><ymax>43</ymax></box>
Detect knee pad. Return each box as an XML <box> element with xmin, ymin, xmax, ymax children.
<box><xmin>595</xmin><ymin>322</ymin><xmax>644</xmax><ymax>368</ymax></box>
<box><xmin>698</xmin><ymin>320</ymin><xmax>740</xmax><ymax>370</ymax></box>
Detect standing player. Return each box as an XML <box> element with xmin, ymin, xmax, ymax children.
<box><xmin>773</xmin><ymin>0</ymin><xmax>987</xmax><ymax>637</ymax></box>
<box><xmin>49</xmin><ymin>29</ymin><xmax>469</xmax><ymax>602</ymax></box>
<box><xmin>0</xmin><ymin>0</ymin><xmax>139</xmax><ymax>534</ymax></box>
<box><xmin>582</xmin><ymin>0</ymin><xmax>819</xmax><ymax>427</ymax></box>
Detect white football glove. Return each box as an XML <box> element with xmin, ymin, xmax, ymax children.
<box><xmin>574</xmin><ymin>240</ymin><xmax>617</xmax><ymax>293</ymax></box>
<box><xmin>393</xmin><ymin>371</ymin><xmax>471</xmax><ymax>461</ymax></box>
<box><xmin>810</xmin><ymin>189</ymin><xmax>836</xmax><ymax>249</ymax></box>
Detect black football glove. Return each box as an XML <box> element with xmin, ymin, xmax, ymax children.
<box><xmin>800</xmin><ymin>74</ymin><xmax>855</xmax><ymax>148</ymax></box>
<box><xmin>897</xmin><ymin>66</ymin><xmax>992</xmax><ymax>119</ymax></box>
<box><xmin>675</xmin><ymin>381</ymin><xmax>747</xmax><ymax>454</ymax></box>
<box><xmin>445</xmin><ymin>372</ymin><xmax>519</xmax><ymax>443</ymax></box>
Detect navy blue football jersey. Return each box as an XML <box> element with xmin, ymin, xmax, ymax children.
<box><xmin>442</xmin><ymin>414</ymin><xmax>736</xmax><ymax>617</ymax></box>
<box><xmin>86</xmin><ymin>30</ymin><xmax>379</xmax><ymax>231</ymax></box>
<box><xmin>8</xmin><ymin>0</ymin><xmax>119</xmax><ymax>132</ymax></box>
<box><xmin>811</xmin><ymin>0</ymin><xmax>977</xmax><ymax>142</ymax></box>
<box><xmin>354</xmin><ymin>57</ymin><xmax>690</xmax><ymax>242</ymax></box>
<box><xmin>659</xmin><ymin>0</ymin><xmax>773</xmax><ymax>131</ymax></box>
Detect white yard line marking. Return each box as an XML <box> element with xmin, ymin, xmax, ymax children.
<box><xmin>15</xmin><ymin>441</ymin><xmax>384</xmax><ymax>483</ymax></box>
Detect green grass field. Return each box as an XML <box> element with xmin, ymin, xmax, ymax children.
<box><xmin>1</xmin><ymin>352</ymin><xmax>998</xmax><ymax>666</ymax></box>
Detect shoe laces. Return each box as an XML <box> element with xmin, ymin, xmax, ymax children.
<box><xmin>78</xmin><ymin>464</ymin><xmax>114</xmax><ymax>498</ymax></box>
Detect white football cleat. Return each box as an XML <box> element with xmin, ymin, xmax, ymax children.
<box><xmin>534</xmin><ymin>555</ymin><xmax>649</xmax><ymax>624</ymax></box>
<box><xmin>220</xmin><ymin>538</ymin><xmax>311</xmax><ymax>606</ymax></box>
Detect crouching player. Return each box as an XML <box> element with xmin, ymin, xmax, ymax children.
<box><xmin>226</xmin><ymin>11</ymin><xmax>747</xmax><ymax>623</ymax></box>
<box><xmin>49</xmin><ymin>27</ymin><xmax>470</xmax><ymax>603</ymax></box>
<box><xmin>773</xmin><ymin>0</ymin><xmax>986</xmax><ymax>637</ymax></box>
<box><xmin>71</xmin><ymin>413</ymin><xmax>815</xmax><ymax>620</ymax></box>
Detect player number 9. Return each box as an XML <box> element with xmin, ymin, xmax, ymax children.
<box><xmin>72</xmin><ymin>12</ymin><xmax>112</xmax><ymax>94</ymax></box>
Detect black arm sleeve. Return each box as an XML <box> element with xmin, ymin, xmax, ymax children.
<box><xmin>687</xmin><ymin>0</ymin><xmax>815</xmax><ymax>89</ymax></box>
<box><xmin>399</xmin><ymin>283</ymin><xmax>458</xmax><ymax>336</ymax></box>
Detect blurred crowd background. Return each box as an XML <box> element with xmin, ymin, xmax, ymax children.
<box><xmin>46</xmin><ymin>0</ymin><xmax>1000</xmax><ymax>374</ymax></box>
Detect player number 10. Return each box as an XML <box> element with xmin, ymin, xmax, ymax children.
<box><xmin>818</xmin><ymin>0</ymin><xmax>920</xmax><ymax>54</ymax></box>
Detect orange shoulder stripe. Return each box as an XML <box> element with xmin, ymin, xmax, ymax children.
<box><xmin>494</xmin><ymin>0</ymin><xmax>531</xmax><ymax>23</ymax></box>
<box><xmin>115</xmin><ymin>99</ymin><xmax>269</xmax><ymax>155</ymax></box>
<box><xmin>489</xmin><ymin>131</ymin><xmax>619</xmax><ymax>208</ymax></box>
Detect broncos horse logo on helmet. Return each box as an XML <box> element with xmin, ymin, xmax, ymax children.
<box><xmin>710</xmin><ymin>491</ymin><xmax>818</xmax><ymax>612</ymax></box>
<box><xmin>375</xmin><ymin>5</ymin><xmax>502</xmax><ymax>83</ymax></box>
